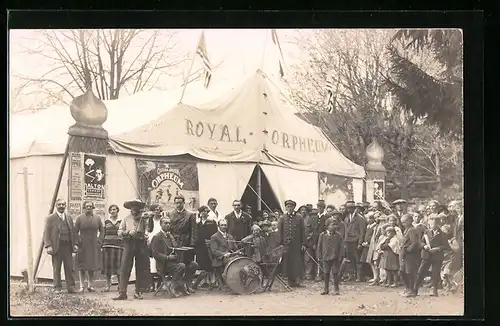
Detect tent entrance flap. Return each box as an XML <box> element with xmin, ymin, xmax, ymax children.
<box><xmin>241</xmin><ymin>165</ymin><xmax>281</xmax><ymax>217</ymax></box>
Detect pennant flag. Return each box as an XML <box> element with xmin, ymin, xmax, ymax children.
<box><xmin>196</xmin><ymin>31</ymin><xmax>212</xmax><ymax>89</ymax></box>
<box><xmin>325</xmin><ymin>77</ymin><xmax>335</xmax><ymax>113</ymax></box>
<box><xmin>271</xmin><ymin>29</ymin><xmax>285</xmax><ymax>78</ymax></box>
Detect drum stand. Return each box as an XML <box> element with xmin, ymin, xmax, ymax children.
<box><xmin>262</xmin><ymin>257</ymin><xmax>292</xmax><ymax>292</ymax></box>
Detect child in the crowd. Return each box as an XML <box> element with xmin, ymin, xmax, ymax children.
<box><xmin>375</xmin><ymin>225</ymin><xmax>388</xmax><ymax>286</ymax></box>
<box><xmin>380</xmin><ymin>227</ymin><xmax>400</xmax><ymax>288</ymax></box>
<box><xmin>316</xmin><ymin>218</ymin><xmax>345</xmax><ymax>295</ymax></box>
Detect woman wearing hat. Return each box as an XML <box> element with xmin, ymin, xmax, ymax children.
<box><xmin>114</xmin><ymin>199</ymin><xmax>153</xmax><ymax>300</ymax></box>
<box><xmin>74</xmin><ymin>201</ymin><xmax>104</xmax><ymax>293</ymax></box>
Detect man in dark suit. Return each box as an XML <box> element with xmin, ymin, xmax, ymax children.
<box><xmin>316</xmin><ymin>218</ymin><xmax>345</xmax><ymax>295</ymax></box>
<box><xmin>303</xmin><ymin>207</ymin><xmax>320</xmax><ymax>280</ymax></box>
<box><xmin>413</xmin><ymin>215</ymin><xmax>451</xmax><ymax>297</ymax></box>
<box><xmin>166</xmin><ymin>195</ymin><xmax>198</xmax><ymax>265</ymax></box>
<box><xmin>224</xmin><ymin>200</ymin><xmax>252</xmax><ymax>242</ymax></box>
<box><xmin>399</xmin><ymin>214</ymin><xmax>421</xmax><ymax>297</ymax></box>
<box><xmin>150</xmin><ymin>217</ymin><xmax>199</xmax><ymax>298</ymax></box>
<box><xmin>43</xmin><ymin>198</ymin><xmax>78</xmax><ymax>293</ymax></box>
<box><xmin>341</xmin><ymin>201</ymin><xmax>366</xmax><ymax>282</ymax></box>
<box><xmin>210</xmin><ymin>219</ymin><xmax>240</xmax><ymax>276</ymax></box>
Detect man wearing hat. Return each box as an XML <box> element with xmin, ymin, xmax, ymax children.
<box><xmin>342</xmin><ymin>200</ymin><xmax>366</xmax><ymax>282</ymax></box>
<box><xmin>165</xmin><ymin>195</ymin><xmax>198</xmax><ymax>265</ymax></box>
<box><xmin>413</xmin><ymin>214</ymin><xmax>450</xmax><ymax>297</ymax></box>
<box><xmin>114</xmin><ymin>199</ymin><xmax>154</xmax><ymax>300</ymax></box>
<box><xmin>303</xmin><ymin>205</ymin><xmax>320</xmax><ymax>281</ymax></box>
<box><xmin>278</xmin><ymin>199</ymin><xmax>307</xmax><ymax>288</ymax></box>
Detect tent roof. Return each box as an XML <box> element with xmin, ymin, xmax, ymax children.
<box><xmin>110</xmin><ymin>70</ymin><xmax>365</xmax><ymax>177</ymax></box>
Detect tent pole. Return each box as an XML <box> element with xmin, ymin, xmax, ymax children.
<box><xmin>33</xmin><ymin>136</ymin><xmax>71</xmax><ymax>279</ymax></box>
<box><xmin>21</xmin><ymin>167</ymin><xmax>35</xmax><ymax>292</ymax></box>
<box><xmin>256</xmin><ymin>165</ymin><xmax>262</xmax><ymax>212</ymax></box>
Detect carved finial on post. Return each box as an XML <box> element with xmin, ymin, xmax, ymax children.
<box><xmin>68</xmin><ymin>88</ymin><xmax>108</xmax><ymax>139</ymax></box>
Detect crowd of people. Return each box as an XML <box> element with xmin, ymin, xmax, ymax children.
<box><xmin>42</xmin><ymin>195</ymin><xmax>464</xmax><ymax>301</ymax></box>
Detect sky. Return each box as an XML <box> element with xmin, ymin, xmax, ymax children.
<box><xmin>9</xmin><ymin>29</ymin><xmax>313</xmax><ymax>111</ymax></box>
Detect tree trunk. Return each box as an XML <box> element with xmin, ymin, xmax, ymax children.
<box><xmin>434</xmin><ymin>151</ymin><xmax>444</xmax><ymax>202</ymax></box>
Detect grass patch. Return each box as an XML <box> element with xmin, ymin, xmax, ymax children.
<box><xmin>9</xmin><ymin>283</ymin><xmax>131</xmax><ymax>317</ymax></box>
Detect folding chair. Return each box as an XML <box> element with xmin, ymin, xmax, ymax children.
<box><xmin>153</xmin><ymin>272</ymin><xmax>173</xmax><ymax>297</ymax></box>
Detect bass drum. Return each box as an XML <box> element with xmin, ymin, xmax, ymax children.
<box><xmin>222</xmin><ymin>256</ymin><xmax>263</xmax><ymax>295</ymax></box>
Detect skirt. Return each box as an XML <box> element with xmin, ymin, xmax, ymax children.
<box><xmin>101</xmin><ymin>246</ymin><xmax>123</xmax><ymax>275</ymax></box>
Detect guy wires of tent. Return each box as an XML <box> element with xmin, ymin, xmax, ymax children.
<box><xmin>262</xmin><ymin>72</ymin><xmax>362</xmax><ymax>174</ymax></box>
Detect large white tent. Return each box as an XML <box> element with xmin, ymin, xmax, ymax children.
<box><xmin>9</xmin><ymin>70</ymin><xmax>364</xmax><ymax>280</ymax></box>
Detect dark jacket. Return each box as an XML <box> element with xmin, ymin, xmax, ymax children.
<box><xmin>43</xmin><ymin>213</ymin><xmax>77</xmax><ymax>255</ymax></box>
<box><xmin>400</xmin><ymin>226</ymin><xmax>421</xmax><ymax>259</ymax></box>
<box><xmin>343</xmin><ymin>212</ymin><xmax>366</xmax><ymax>245</ymax></box>
<box><xmin>150</xmin><ymin>231</ymin><xmax>180</xmax><ymax>275</ymax></box>
<box><xmin>166</xmin><ymin>209</ymin><xmax>198</xmax><ymax>247</ymax></box>
<box><xmin>316</xmin><ymin>230</ymin><xmax>344</xmax><ymax>261</ymax></box>
<box><xmin>224</xmin><ymin>211</ymin><xmax>252</xmax><ymax>241</ymax></box>
<box><xmin>303</xmin><ymin>213</ymin><xmax>320</xmax><ymax>248</ymax></box>
<box><xmin>210</xmin><ymin>231</ymin><xmax>238</xmax><ymax>267</ymax></box>
<box><xmin>420</xmin><ymin>228</ymin><xmax>451</xmax><ymax>261</ymax></box>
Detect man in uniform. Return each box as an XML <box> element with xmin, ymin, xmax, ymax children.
<box><xmin>43</xmin><ymin>198</ymin><xmax>78</xmax><ymax>294</ymax></box>
<box><xmin>150</xmin><ymin>217</ymin><xmax>199</xmax><ymax>297</ymax></box>
<box><xmin>341</xmin><ymin>200</ymin><xmax>366</xmax><ymax>282</ymax></box>
<box><xmin>278</xmin><ymin>199</ymin><xmax>307</xmax><ymax>288</ymax></box>
<box><xmin>166</xmin><ymin>195</ymin><xmax>198</xmax><ymax>265</ymax></box>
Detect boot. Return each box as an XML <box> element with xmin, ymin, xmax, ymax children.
<box><xmin>333</xmin><ymin>274</ymin><xmax>340</xmax><ymax>295</ymax></box>
<box><xmin>413</xmin><ymin>273</ymin><xmax>425</xmax><ymax>296</ymax></box>
<box><xmin>113</xmin><ymin>293</ymin><xmax>128</xmax><ymax>300</ymax></box>
<box><xmin>429</xmin><ymin>287</ymin><xmax>439</xmax><ymax>296</ymax></box>
<box><xmin>321</xmin><ymin>277</ymin><xmax>329</xmax><ymax>295</ymax></box>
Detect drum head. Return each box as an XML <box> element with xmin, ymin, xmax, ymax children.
<box><xmin>223</xmin><ymin>257</ymin><xmax>262</xmax><ymax>295</ymax></box>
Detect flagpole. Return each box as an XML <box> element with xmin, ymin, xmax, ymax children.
<box><xmin>260</xmin><ymin>29</ymin><xmax>269</xmax><ymax>71</ymax></box>
<box><xmin>179</xmin><ymin>30</ymin><xmax>203</xmax><ymax>104</ymax></box>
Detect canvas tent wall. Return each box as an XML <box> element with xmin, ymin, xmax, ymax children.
<box><xmin>9</xmin><ymin>70</ymin><xmax>365</xmax><ymax>280</ymax></box>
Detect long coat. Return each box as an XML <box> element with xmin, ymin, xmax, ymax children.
<box><xmin>195</xmin><ymin>218</ymin><xmax>218</xmax><ymax>271</ymax></box>
<box><xmin>225</xmin><ymin>211</ymin><xmax>252</xmax><ymax>241</ymax></box>
<box><xmin>43</xmin><ymin>213</ymin><xmax>78</xmax><ymax>254</ymax></box>
<box><xmin>360</xmin><ymin>223</ymin><xmax>376</xmax><ymax>263</ymax></box>
<box><xmin>399</xmin><ymin>226</ymin><xmax>421</xmax><ymax>273</ymax></box>
<box><xmin>277</xmin><ymin>212</ymin><xmax>306</xmax><ymax>281</ymax></box>
<box><xmin>74</xmin><ymin>213</ymin><xmax>104</xmax><ymax>271</ymax></box>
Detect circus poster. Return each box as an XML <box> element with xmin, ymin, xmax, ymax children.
<box><xmin>136</xmin><ymin>159</ymin><xmax>200</xmax><ymax>211</ymax></box>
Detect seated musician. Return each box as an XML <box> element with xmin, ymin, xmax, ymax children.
<box><xmin>150</xmin><ymin>217</ymin><xmax>199</xmax><ymax>298</ymax></box>
<box><xmin>210</xmin><ymin>219</ymin><xmax>240</xmax><ymax>276</ymax></box>
<box><xmin>241</xmin><ymin>224</ymin><xmax>267</xmax><ymax>263</ymax></box>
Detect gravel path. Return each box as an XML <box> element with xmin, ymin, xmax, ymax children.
<box><xmin>10</xmin><ymin>280</ymin><xmax>463</xmax><ymax>316</ymax></box>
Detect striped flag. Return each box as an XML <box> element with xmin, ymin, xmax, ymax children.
<box><xmin>196</xmin><ymin>31</ymin><xmax>212</xmax><ymax>89</ymax></box>
<box><xmin>325</xmin><ymin>77</ymin><xmax>335</xmax><ymax>113</ymax></box>
<box><xmin>271</xmin><ymin>29</ymin><xmax>285</xmax><ymax>78</ymax></box>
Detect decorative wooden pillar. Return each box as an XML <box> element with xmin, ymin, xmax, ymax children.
<box><xmin>67</xmin><ymin>89</ymin><xmax>109</xmax><ymax>221</ymax></box>
<box><xmin>365</xmin><ymin>139</ymin><xmax>386</xmax><ymax>202</ymax></box>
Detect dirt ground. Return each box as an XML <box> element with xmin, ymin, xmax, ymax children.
<box><xmin>10</xmin><ymin>280</ymin><xmax>463</xmax><ymax>317</ymax></box>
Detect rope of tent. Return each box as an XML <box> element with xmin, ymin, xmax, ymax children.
<box><xmin>262</xmin><ymin>72</ymin><xmax>361</xmax><ymax>174</ymax></box>
<box><xmin>108</xmin><ymin>144</ymin><xmax>142</xmax><ymax>200</ymax></box>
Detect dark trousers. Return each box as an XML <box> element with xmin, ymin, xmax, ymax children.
<box><xmin>119</xmin><ymin>239</ymin><xmax>151</xmax><ymax>294</ymax></box>
<box><xmin>51</xmin><ymin>241</ymin><xmax>75</xmax><ymax>290</ymax></box>
<box><xmin>163</xmin><ymin>261</ymin><xmax>199</xmax><ymax>288</ymax></box>
<box><xmin>303</xmin><ymin>247</ymin><xmax>316</xmax><ymax>279</ymax></box>
<box><xmin>342</xmin><ymin>242</ymin><xmax>362</xmax><ymax>279</ymax></box>
<box><xmin>415</xmin><ymin>258</ymin><xmax>443</xmax><ymax>293</ymax></box>
<box><xmin>400</xmin><ymin>254</ymin><xmax>418</xmax><ymax>292</ymax></box>
<box><xmin>322</xmin><ymin>260</ymin><xmax>340</xmax><ymax>291</ymax></box>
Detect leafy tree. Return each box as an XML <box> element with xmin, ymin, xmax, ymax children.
<box><xmin>385</xmin><ymin>29</ymin><xmax>463</xmax><ymax>137</ymax></box>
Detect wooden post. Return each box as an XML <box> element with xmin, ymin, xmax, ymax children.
<box><xmin>22</xmin><ymin>167</ymin><xmax>35</xmax><ymax>292</ymax></box>
<box><xmin>256</xmin><ymin>165</ymin><xmax>262</xmax><ymax>211</ymax></box>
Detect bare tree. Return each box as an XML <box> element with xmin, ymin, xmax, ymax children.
<box><xmin>13</xmin><ymin>29</ymin><xmax>221</xmax><ymax>109</ymax></box>
<box><xmin>288</xmin><ymin>29</ymin><xmax>443</xmax><ymax>200</ymax></box>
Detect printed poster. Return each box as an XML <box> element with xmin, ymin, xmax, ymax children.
<box><xmin>136</xmin><ymin>159</ymin><xmax>199</xmax><ymax>212</ymax></box>
<box><xmin>373</xmin><ymin>180</ymin><xmax>385</xmax><ymax>200</ymax></box>
<box><xmin>318</xmin><ymin>173</ymin><xmax>354</xmax><ymax>207</ymax></box>
<box><xmin>83</xmin><ymin>154</ymin><xmax>106</xmax><ymax>200</ymax></box>
<box><xmin>68</xmin><ymin>152</ymin><xmax>83</xmax><ymax>218</ymax></box>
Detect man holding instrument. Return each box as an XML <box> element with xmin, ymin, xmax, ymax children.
<box><xmin>210</xmin><ymin>219</ymin><xmax>241</xmax><ymax>276</ymax></box>
<box><xmin>151</xmin><ymin>217</ymin><xmax>199</xmax><ymax>297</ymax></box>
<box><xmin>166</xmin><ymin>195</ymin><xmax>198</xmax><ymax>265</ymax></box>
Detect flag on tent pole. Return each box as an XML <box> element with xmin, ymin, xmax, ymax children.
<box><xmin>271</xmin><ymin>29</ymin><xmax>285</xmax><ymax>78</ymax></box>
<box><xmin>196</xmin><ymin>31</ymin><xmax>212</xmax><ymax>89</ymax></box>
<box><xmin>325</xmin><ymin>77</ymin><xmax>335</xmax><ymax>113</ymax></box>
